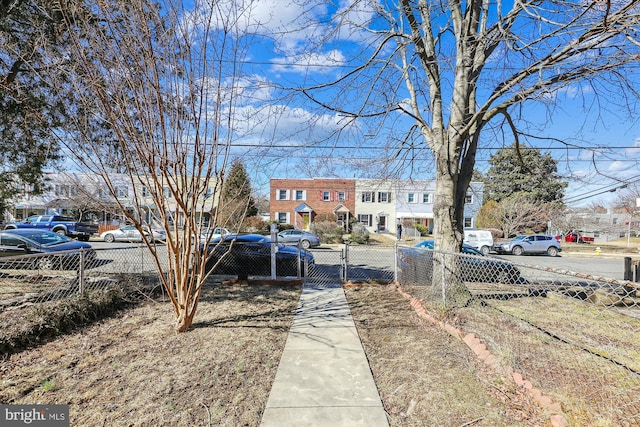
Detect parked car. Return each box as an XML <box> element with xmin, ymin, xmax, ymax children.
<box><xmin>564</xmin><ymin>232</ymin><xmax>594</xmax><ymax>243</ymax></box>
<box><xmin>204</xmin><ymin>234</ymin><xmax>314</xmax><ymax>280</ymax></box>
<box><xmin>463</xmin><ymin>229</ymin><xmax>494</xmax><ymax>255</ymax></box>
<box><xmin>412</xmin><ymin>240</ymin><xmax>521</xmax><ymax>283</ymax></box>
<box><xmin>0</xmin><ymin>229</ymin><xmax>95</xmax><ymax>270</ymax></box>
<box><xmin>100</xmin><ymin>225</ymin><xmax>166</xmax><ymax>243</ymax></box>
<box><xmin>277</xmin><ymin>229</ymin><xmax>321</xmax><ymax>249</ymax></box>
<box><xmin>194</xmin><ymin>227</ymin><xmax>231</xmax><ymax>244</ymax></box>
<box><xmin>493</xmin><ymin>234</ymin><xmax>561</xmax><ymax>257</ymax></box>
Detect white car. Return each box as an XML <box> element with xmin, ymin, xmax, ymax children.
<box><xmin>195</xmin><ymin>227</ymin><xmax>231</xmax><ymax>244</ymax></box>
<box><xmin>100</xmin><ymin>225</ymin><xmax>166</xmax><ymax>243</ymax></box>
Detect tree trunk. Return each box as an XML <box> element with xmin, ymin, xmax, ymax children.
<box><xmin>432</xmin><ymin>144</ymin><xmax>473</xmax><ymax>307</ymax></box>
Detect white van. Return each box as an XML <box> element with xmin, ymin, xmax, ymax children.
<box><xmin>463</xmin><ymin>229</ymin><xmax>494</xmax><ymax>255</ymax></box>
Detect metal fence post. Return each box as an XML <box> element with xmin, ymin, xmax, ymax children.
<box><xmin>297</xmin><ymin>241</ymin><xmax>302</xmax><ymax>279</ymax></box>
<box><xmin>394</xmin><ymin>241</ymin><xmax>398</xmax><ymax>282</ymax></box>
<box><xmin>342</xmin><ymin>242</ymin><xmax>349</xmax><ymax>283</ymax></box>
<box><xmin>78</xmin><ymin>248</ymin><xmax>85</xmax><ymax>296</ymax></box>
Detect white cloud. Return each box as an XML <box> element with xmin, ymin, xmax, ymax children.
<box><xmin>624</xmin><ymin>137</ymin><xmax>640</xmax><ymax>156</ymax></box>
<box><xmin>333</xmin><ymin>0</ymin><xmax>378</xmax><ymax>43</ymax></box>
<box><xmin>271</xmin><ymin>50</ymin><xmax>346</xmax><ymax>74</ymax></box>
<box><xmin>230</xmin><ymin>103</ymin><xmax>351</xmax><ymax>141</ymax></box>
<box><xmin>181</xmin><ymin>0</ymin><xmax>329</xmax><ymax>54</ymax></box>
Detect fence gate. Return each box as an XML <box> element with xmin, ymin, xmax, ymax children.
<box><xmin>305</xmin><ymin>247</ymin><xmax>345</xmax><ymax>286</ymax></box>
<box><xmin>343</xmin><ymin>243</ymin><xmax>396</xmax><ymax>284</ymax></box>
<box><xmin>304</xmin><ymin>244</ymin><xmax>397</xmax><ymax>286</ymax></box>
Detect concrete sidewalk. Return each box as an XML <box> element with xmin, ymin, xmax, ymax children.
<box><xmin>260</xmin><ymin>283</ymin><xmax>389</xmax><ymax>427</ymax></box>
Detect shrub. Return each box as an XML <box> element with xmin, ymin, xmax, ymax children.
<box><xmin>415</xmin><ymin>224</ymin><xmax>430</xmax><ymax>236</ymax></box>
<box><xmin>311</xmin><ymin>220</ymin><xmax>344</xmax><ymax>244</ymax></box>
<box><xmin>348</xmin><ymin>224</ymin><xmax>370</xmax><ymax>244</ymax></box>
<box><xmin>242</xmin><ymin>216</ymin><xmax>266</xmax><ymax>233</ymax></box>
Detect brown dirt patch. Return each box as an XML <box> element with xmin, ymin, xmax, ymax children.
<box><xmin>1</xmin><ymin>283</ymin><xmax>301</xmax><ymax>426</ymax></box>
<box><xmin>4</xmin><ymin>278</ymin><xmax>636</xmax><ymax>426</ymax></box>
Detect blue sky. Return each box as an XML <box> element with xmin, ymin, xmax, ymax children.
<box><xmin>60</xmin><ymin>0</ymin><xmax>640</xmax><ymax>208</ymax></box>
<box><xmin>193</xmin><ymin>0</ymin><xmax>639</xmax><ymax>208</ymax></box>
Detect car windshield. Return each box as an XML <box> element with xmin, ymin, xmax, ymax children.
<box><xmin>511</xmin><ymin>236</ymin><xmax>526</xmax><ymax>241</ymax></box>
<box><xmin>21</xmin><ymin>232</ymin><xmax>72</xmax><ymax>247</ymax></box>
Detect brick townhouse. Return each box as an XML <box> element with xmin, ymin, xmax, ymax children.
<box><xmin>270</xmin><ymin>178</ymin><xmax>356</xmax><ymax>231</ymax></box>
<box><xmin>270</xmin><ymin>177</ymin><xmax>484</xmax><ymax>234</ymax></box>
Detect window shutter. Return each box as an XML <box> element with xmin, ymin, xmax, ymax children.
<box><xmin>286</xmin><ymin>212</ymin><xmax>291</xmax><ymax>223</ymax></box>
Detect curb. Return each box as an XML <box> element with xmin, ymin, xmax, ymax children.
<box><xmin>392</xmin><ymin>282</ymin><xmax>569</xmax><ymax>427</ymax></box>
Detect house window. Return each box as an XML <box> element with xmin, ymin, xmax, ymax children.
<box><xmin>55</xmin><ymin>184</ymin><xmax>72</xmax><ymax>197</ymax></box>
<box><xmin>322</xmin><ymin>191</ymin><xmax>331</xmax><ymax>201</ymax></box>
<box><xmin>295</xmin><ymin>190</ymin><xmax>305</xmax><ymax>200</ymax></box>
<box><xmin>205</xmin><ymin>188</ymin><xmax>213</xmax><ymax>199</ymax></box>
<box><xmin>142</xmin><ymin>186</ymin><xmax>150</xmax><ymax>197</ymax></box>
<box><xmin>361</xmin><ymin>192</ymin><xmax>374</xmax><ymax>203</ymax></box>
<box><xmin>613</xmin><ymin>218</ymin><xmax>618</xmax><ymax>225</ymax></box>
<box><xmin>358</xmin><ymin>214</ymin><xmax>372</xmax><ymax>226</ymax></box>
<box><xmin>465</xmin><ymin>194</ymin><xmax>473</xmax><ymax>204</ymax></box>
<box><xmin>378</xmin><ymin>192</ymin><xmax>391</xmax><ymax>203</ymax></box>
<box><xmin>422</xmin><ymin>193</ymin><xmax>432</xmax><ymax>203</ymax></box>
<box><xmin>277</xmin><ymin>189</ymin><xmax>289</xmax><ymax>200</ymax></box>
<box><xmin>338</xmin><ymin>191</ymin><xmax>346</xmax><ymax>202</ymax></box>
<box><xmin>118</xmin><ymin>185</ymin><xmax>129</xmax><ymax>199</ymax></box>
<box><xmin>163</xmin><ymin>186</ymin><xmax>171</xmax><ymax>199</ymax></box>
<box><xmin>99</xmin><ymin>186</ymin><xmax>109</xmax><ymax>199</ymax></box>
<box><xmin>277</xmin><ymin>212</ymin><xmax>289</xmax><ymax>223</ymax></box>
<box><xmin>408</xmin><ymin>193</ymin><xmax>416</xmax><ymax>203</ymax></box>
<box><xmin>464</xmin><ymin>217</ymin><xmax>473</xmax><ymax>228</ymax></box>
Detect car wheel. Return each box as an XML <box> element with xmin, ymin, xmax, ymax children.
<box><xmin>300</xmin><ymin>239</ymin><xmax>311</xmax><ymax>249</ymax></box>
<box><xmin>547</xmin><ymin>246</ymin><xmax>559</xmax><ymax>257</ymax></box>
<box><xmin>55</xmin><ymin>229</ymin><xmax>66</xmax><ymax>236</ymax></box>
<box><xmin>36</xmin><ymin>257</ymin><xmax>56</xmax><ymax>270</ymax></box>
<box><xmin>512</xmin><ymin>246</ymin><xmax>524</xmax><ymax>256</ymax></box>
<box><xmin>480</xmin><ymin>245</ymin><xmax>490</xmax><ymax>256</ymax></box>
<box><xmin>104</xmin><ymin>234</ymin><xmax>115</xmax><ymax>243</ymax></box>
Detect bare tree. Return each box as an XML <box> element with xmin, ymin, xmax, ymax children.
<box><xmin>303</xmin><ymin>1</ymin><xmax>640</xmax><ymax>305</ymax></box>
<box><xmin>54</xmin><ymin>0</ymin><xmax>261</xmax><ymax>332</ymax></box>
<box><xmin>497</xmin><ymin>196</ymin><xmax>551</xmax><ymax>238</ymax></box>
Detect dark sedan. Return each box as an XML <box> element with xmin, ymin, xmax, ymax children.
<box><xmin>409</xmin><ymin>240</ymin><xmax>521</xmax><ymax>283</ymax></box>
<box><xmin>204</xmin><ymin>234</ymin><xmax>314</xmax><ymax>280</ymax></box>
<box><xmin>0</xmin><ymin>229</ymin><xmax>95</xmax><ymax>270</ymax></box>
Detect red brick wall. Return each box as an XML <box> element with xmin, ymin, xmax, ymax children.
<box><xmin>270</xmin><ymin>178</ymin><xmax>356</xmax><ymax>228</ymax></box>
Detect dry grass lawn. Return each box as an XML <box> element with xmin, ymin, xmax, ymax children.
<box><xmin>2</xmin><ymin>278</ymin><xmax>638</xmax><ymax>426</ymax></box>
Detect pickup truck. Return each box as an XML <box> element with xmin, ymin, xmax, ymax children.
<box><xmin>4</xmin><ymin>214</ymin><xmax>99</xmax><ymax>241</ymax></box>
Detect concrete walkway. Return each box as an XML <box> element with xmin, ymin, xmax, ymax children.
<box><xmin>260</xmin><ymin>283</ymin><xmax>389</xmax><ymax>427</ymax></box>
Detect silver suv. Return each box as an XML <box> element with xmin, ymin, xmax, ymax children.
<box><xmin>493</xmin><ymin>234</ymin><xmax>561</xmax><ymax>257</ymax></box>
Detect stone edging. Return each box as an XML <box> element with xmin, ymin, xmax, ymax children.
<box><xmin>391</xmin><ymin>281</ymin><xmax>569</xmax><ymax>427</ymax></box>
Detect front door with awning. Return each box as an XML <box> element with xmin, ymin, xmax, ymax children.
<box><xmin>295</xmin><ymin>203</ymin><xmax>314</xmax><ymax>230</ymax></box>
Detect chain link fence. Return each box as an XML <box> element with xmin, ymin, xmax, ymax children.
<box><xmin>398</xmin><ymin>246</ymin><xmax>640</xmax><ymax>425</ymax></box>
<box><xmin>3</xmin><ymin>240</ymin><xmax>639</xmax><ymax>423</ymax></box>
